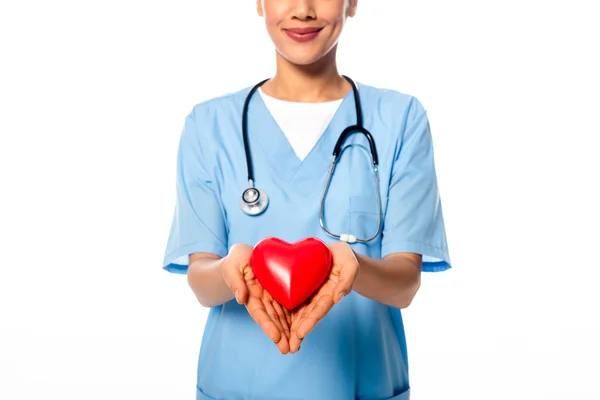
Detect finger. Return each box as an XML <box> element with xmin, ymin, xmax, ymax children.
<box><xmin>296</xmin><ymin>296</ymin><xmax>334</xmax><ymax>339</ymax></box>
<box><xmin>289</xmin><ymin>305</ymin><xmax>309</xmax><ymax>353</ymax></box>
<box><xmin>246</xmin><ymin>298</ymin><xmax>281</xmax><ymax>343</ymax></box>
<box><xmin>260</xmin><ymin>290</ymin><xmax>289</xmax><ymax>336</ymax></box>
<box><xmin>289</xmin><ymin>332</ymin><xmax>302</xmax><ymax>354</ymax></box>
<box><xmin>226</xmin><ymin>274</ymin><xmax>248</xmax><ymax>304</ymax></box>
<box><xmin>285</xmin><ymin>307</ymin><xmax>292</xmax><ymax>327</ymax></box>
<box><xmin>332</xmin><ymin>264</ymin><xmax>359</xmax><ymax>304</ymax></box>
<box><xmin>234</xmin><ymin>282</ymin><xmax>249</xmax><ymax>305</ymax></box>
<box><xmin>264</xmin><ymin>300</ymin><xmax>287</xmax><ymax>338</ymax></box>
<box><xmin>276</xmin><ymin>336</ymin><xmax>290</xmax><ymax>354</ymax></box>
<box><xmin>223</xmin><ymin>266</ymin><xmax>249</xmax><ymax>304</ymax></box>
<box><xmin>289</xmin><ymin>304</ymin><xmax>308</xmax><ymax>335</ymax></box>
<box><xmin>245</xmin><ymin>276</ymin><xmax>264</xmax><ymax>299</ymax></box>
<box><xmin>271</xmin><ymin>301</ymin><xmax>291</xmax><ymax>338</ymax></box>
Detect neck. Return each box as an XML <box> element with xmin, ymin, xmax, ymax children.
<box><xmin>262</xmin><ymin>46</ymin><xmax>350</xmax><ymax>103</ymax></box>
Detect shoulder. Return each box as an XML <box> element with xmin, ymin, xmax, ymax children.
<box><xmin>355</xmin><ymin>81</ymin><xmax>429</xmax><ymax>139</ymax></box>
<box><xmin>175</xmin><ymin>86</ymin><xmax>250</xmax><ymax>160</ymax></box>
<box><xmin>187</xmin><ymin>85</ymin><xmax>254</xmax><ymax>119</ymax></box>
<box><xmin>178</xmin><ymin>84</ymin><xmax>256</xmax><ymax>150</ymax></box>
<box><xmin>356</xmin><ymin>81</ymin><xmax>427</xmax><ymax>117</ymax></box>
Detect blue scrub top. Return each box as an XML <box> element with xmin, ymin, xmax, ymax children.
<box><xmin>163</xmin><ymin>81</ymin><xmax>451</xmax><ymax>400</ymax></box>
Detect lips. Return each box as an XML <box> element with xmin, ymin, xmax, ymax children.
<box><xmin>283</xmin><ymin>27</ymin><xmax>323</xmax><ymax>42</ymax></box>
<box><xmin>285</xmin><ymin>27</ymin><xmax>323</xmax><ymax>34</ymax></box>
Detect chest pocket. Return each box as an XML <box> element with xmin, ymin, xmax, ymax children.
<box><xmin>348</xmin><ymin>195</ymin><xmax>382</xmax><ymax>241</ymax></box>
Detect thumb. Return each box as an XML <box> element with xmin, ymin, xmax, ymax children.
<box><xmin>223</xmin><ymin>262</ymin><xmax>248</xmax><ymax>304</ymax></box>
<box><xmin>332</xmin><ymin>264</ymin><xmax>358</xmax><ymax>304</ymax></box>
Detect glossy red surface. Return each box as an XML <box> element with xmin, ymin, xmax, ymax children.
<box><xmin>250</xmin><ymin>237</ymin><xmax>332</xmax><ymax>310</ymax></box>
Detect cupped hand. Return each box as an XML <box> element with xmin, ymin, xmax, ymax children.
<box><xmin>221</xmin><ymin>243</ymin><xmax>292</xmax><ymax>354</ymax></box>
<box><xmin>288</xmin><ymin>241</ymin><xmax>360</xmax><ymax>353</ymax></box>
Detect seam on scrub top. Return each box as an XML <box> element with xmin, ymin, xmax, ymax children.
<box><xmin>381</xmin><ymin>239</ymin><xmax>450</xmax><ymax>260</ymax></box>
<box><xmin>165</xmin><ymin>240</ymin><xmax>227</xmax><ymax>260</ymax></box>
<box><xmin>386</xmin><ymin>238</ymin><xmax>449</xmax><ymax>252</ymax></box>
<box><xmin>177</xmin><ymin>193</ymin><xmax>227</xmax><ymax>251</ymax></box>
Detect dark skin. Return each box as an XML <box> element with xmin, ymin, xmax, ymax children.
<box><xmin>188</xmin><ymin>242</ymin><xmax>421</xmax><ymax>354</ymax></box>
<box><xmin>240</xmin><ymin>261</ymin><xmax>346</xmax><ymax>354</ymax></box>
<box><xmin>288</xmin><ymin>262</ymin><xmax>348</xmax><ymax>353</ymax></box>
<box><xmin>186</xmin><ymin>0</ymin><xmax>425</xmax><ymax>354</ymax></box>
<box><xmin>242</xmin><ymin>262</ymin><xmax>292</xmax><ymax>354</ymax></box>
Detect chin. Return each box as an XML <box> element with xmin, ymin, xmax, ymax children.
<box><xmin>278</xmin><ymin>49</ymin><xmax>330</xmax><ymax>67</ymax></box>
<box><xmin>286</xmin><ymin>57</ymin><xmax>322</xmax><ymax>66</ymax></box>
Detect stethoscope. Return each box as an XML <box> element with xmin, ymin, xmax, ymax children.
<box><xmin>240</xmin><ymin>75</ymin><xmax>383</xmax><ymax>244</ymax></box>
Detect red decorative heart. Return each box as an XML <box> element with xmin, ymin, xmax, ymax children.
<box><xmin>250</xmin><ymin>237</ymin><xmax>333</xmax><ymax>310</ymax></box>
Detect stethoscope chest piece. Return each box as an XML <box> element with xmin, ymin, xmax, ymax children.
<box><xmin>238</xmin><ymin>75</ymin><xmax>382</xmax><ymax>242</ymax></box>
<box><xmin>240</xmin><ymin>186</ymin><xmax>269</xmax><ymax>216</ymax></box>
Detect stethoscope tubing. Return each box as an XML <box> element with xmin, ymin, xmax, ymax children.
<box><xmin>240</xmin><ymin>75</ymin><xmax>383</xmax><ymax>243</ymax></box>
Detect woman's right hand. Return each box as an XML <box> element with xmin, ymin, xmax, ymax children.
<box><xmin>221</xmin><ymin>243</ymin><xmax>291</xmax><ymax>354</ymax></box>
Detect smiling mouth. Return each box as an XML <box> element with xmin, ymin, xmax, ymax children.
<box><xmin>283</xmin><ymin>27</ymin><xmax>323</xmax><ymax>42</ymax></box>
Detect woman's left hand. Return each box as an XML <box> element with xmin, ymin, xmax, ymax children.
<box><xmin>288</xmin><ymin>241</ymin><xmax>360</xmax><ymax>353</ymax></box>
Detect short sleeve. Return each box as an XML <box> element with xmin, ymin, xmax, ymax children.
<box><xmin>381</xmin><ymin>97</ymin><xmax>451</xmax><ymax>272</ymax></box>
<box><xmin>162</xmin><ymin>107</ymin><xmax>228</xmax><ymax>274</ymax></box>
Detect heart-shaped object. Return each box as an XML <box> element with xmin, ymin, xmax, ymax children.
<box><xmin>250</xmin><ymin>237</ymin><xmax>333</xmax><ymax>310</ymax></box>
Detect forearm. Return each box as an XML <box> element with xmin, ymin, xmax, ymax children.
<box><xmin>352</xmin><ymin>252</ymin><xmax>422</xmax><ymax>309</ymax></box>
<box><xmin>186</xmin><ymin>255</ymin><xmax>235</xmax><ymax>308</ymax></box>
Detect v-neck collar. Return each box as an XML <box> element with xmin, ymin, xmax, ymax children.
<box><xmin>248</xmin><ymin>84</ymin><xmax>358</xmax><ymax>189</ymax></box>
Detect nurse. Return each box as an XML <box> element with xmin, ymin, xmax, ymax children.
<box><xmin>163</xmin><ymin>1</ymin><xmax>451</xmax><ymax>399</ymax></box>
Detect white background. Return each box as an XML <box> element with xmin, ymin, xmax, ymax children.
<box><xmin>1</xmin><ymin>1</ymin><xmax>599</xmax><ymax>399</ymax></box>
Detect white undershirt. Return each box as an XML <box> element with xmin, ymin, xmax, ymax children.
<box><xmin>259</xmin><ymin>88</ymin><xmax>343</xmax><ymax>161</ymax></box>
